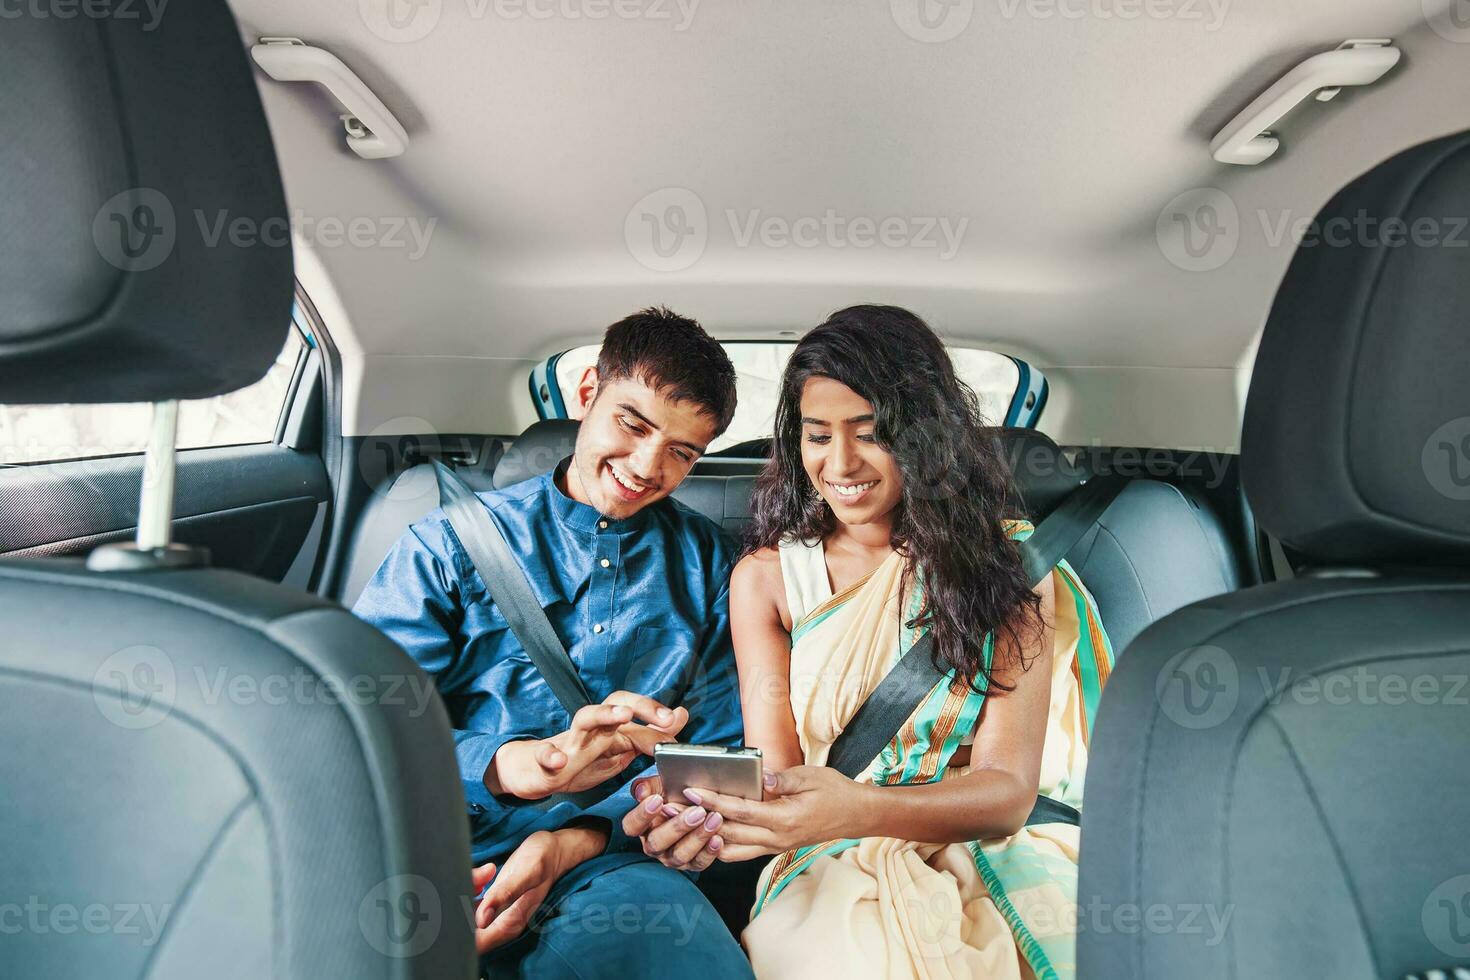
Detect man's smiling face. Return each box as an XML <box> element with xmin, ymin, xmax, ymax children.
<box><xmin>563</xmin><ymin>376</ymin><xmax>717</xmax><ymax>520</ymax></box>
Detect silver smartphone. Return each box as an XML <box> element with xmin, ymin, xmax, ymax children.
<box><xmin>654</xmin><ymin>743</ymin><xmax>764</xmax><ymax>801</ymax></box>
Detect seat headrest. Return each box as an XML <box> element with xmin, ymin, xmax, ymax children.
<box><xmin>491</xmin><ymin>420</ymin><xmax>1084</xmax><ymax>522</ymax></box>
<box><xmin>996</xmin><ymin>429</ymin><xmax>1090</xmax><ymax>520</ymax></box>
<box><xmin>493</xmin><ymin>420</ymin><xmax>580</xmax><ymax>489</ymax></box>
<box><xmin>1242</xmin><ymin>131</ymin><xmax>1470</xmax><ymax>567</ymax></box>
<box><xmin>0</xmin><ymin>5</ymin><xmax>293</xmax><ymax>404</ymax></box>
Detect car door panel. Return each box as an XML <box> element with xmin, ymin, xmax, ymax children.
<box><xmin>0</xmin><ymin>443</ymin><xmax>330</xmax><ymax>580</ymax></box>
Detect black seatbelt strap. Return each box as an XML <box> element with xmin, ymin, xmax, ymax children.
<box><xmin>433</xmin><ymin>460</ymin><xmax>593</xmax><ymax>717</ymax></box>
<box><xmin>1028</xmin><ymin>794</ymin><xmax>1082</xmax><ymax>826</ymax></box>
<box><xmin>1018</xmin><ymin>474</ymin><xmax>1130</xmax><ymax>589</ymax></box>
<box><xmin>825</xmin><ymin>474</ymin><xmax>1129</xmax><ymax>827</ymax></box>
<box><xmin>825</xmin><ymin>632</ymin><xmax>940</xmax><ymax>780</ymax></box>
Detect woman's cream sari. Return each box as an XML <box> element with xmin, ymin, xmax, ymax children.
<box><xmin>741</xmin><ymin>521</ymin><xmax>1113</xmax><ymax>980</ymax></box>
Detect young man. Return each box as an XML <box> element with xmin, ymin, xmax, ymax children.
<box><xmin>354</xmin><ymin>308</ymin><xmax>753</xmax><ymax>977</ymax></box>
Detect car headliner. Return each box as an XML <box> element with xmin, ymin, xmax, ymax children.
<box><xmin>229</xmin><ymin>0</ymin><xmax>1468</xmax><ymax>449</ymax></box>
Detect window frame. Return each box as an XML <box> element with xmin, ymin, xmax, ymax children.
<box><xmin>528</xmin><ymin>340</ymin><xmax>1050</xmax><ymax>443</ymax></box>
<box><xmin>0</xmin><ymin>321</ymin><xmax>313</xmax><ymax>469</ymax></box>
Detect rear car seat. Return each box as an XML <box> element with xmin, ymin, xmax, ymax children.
<box><xmin>341</xmin><ymin>421</ymin><xmax>1239</xmax><ymax>654</ymax></box>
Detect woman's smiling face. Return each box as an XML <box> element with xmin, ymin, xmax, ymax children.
<box><xmin>798</xmin><ymin>376</ymin><xmax>904</xmax><ymax>526</ymax></box>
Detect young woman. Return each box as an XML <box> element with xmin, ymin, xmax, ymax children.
<box><xmin>689</xmin><ymin>307</ymin><xmax>1114</xmax><ymax>979</ymax></box>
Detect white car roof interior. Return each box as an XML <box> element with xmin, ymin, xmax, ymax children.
<box><xmin>229</xmin><ymin>0</ymin><xmax>1470</xmax><ymax>449</ymax></box>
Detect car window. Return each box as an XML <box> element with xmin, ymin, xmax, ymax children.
<box><xmin>0</xmin><ymin>327</ymin><xmax>305</xmax><ymax>466</ymax></box>
<box><xmin>544</xmin><ymin>342</ymin><xmax>1038</xmax><ymax>454</ymax></box>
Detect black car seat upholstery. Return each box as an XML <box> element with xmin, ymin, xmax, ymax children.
<box><xmin>1077</xmin><ymin>131</ymin><xmax>1470</xmax><ymax>980</ymax></box>
<box><xmin>344</xmin><ymin>421</ymin><xmax>1239</xmax><ymax>659</ymax></box>
<box><xmin>0</xmin><ymin>7</ymin><xmax>474</xmax><ymax>978</ymax></box>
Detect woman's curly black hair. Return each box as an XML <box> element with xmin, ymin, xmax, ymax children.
<box><xmin>743</xmin><ymin>305</ymin><xmax>1043</xmax><ymax>690</ymax></box>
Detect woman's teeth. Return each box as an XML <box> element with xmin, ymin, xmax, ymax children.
<box><xmin>828</xmin><ymin>481</ymin><xmax>876</xmax><ymax>498</ymax></box>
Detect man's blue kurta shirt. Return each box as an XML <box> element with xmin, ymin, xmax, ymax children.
<box><xmin>353</xmin><ymin>463</ymin><xmax>743</xmax><ymax>864</ymax></box>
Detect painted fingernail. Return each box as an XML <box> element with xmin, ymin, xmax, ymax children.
<box><xmin>763</xmin><ymin>771</ymin><xmax>778</xmax><ymax>789</ymax></box>
<box><xmin>633</xmin><ymin>781</ymin><xmax>649</xmax><ymax>801</ymax></box>
<box><xmin>662</xmin><ymin>805</ymin><xmax>680</xmax><ymax>818</ymax></box>
<box><xmin>683</xmin><ymin>807</ymin><xmax>706</xmax><ymax>827</ymax></box>
<box><xmin>704</xmin><ymin>811</ymin><xmax>723</xmax><ymax>832</ymax></box>
<box><xmin>643</xmin><ymin>795</ymin><xmax>662</xmax><ymax>814</ymax></box>
<box><xmin>681</xmin><ymin>788</ymin><xmax>702</xmax><ymax>805</ymax></box>
<box><xmin>708</xmin><ymin>836</ymin><xmax>723</xmax><ymax>852</ymax></box>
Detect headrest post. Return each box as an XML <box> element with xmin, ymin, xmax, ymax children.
<box><xmin>85</xmin><ymin>401</ymin><xmax>210</xmax><ymax>573</ymax></box>
<box><xmin>137</xmin><ymin>401</ymin><xmax>179</xmax><ymax>550</ymax></box>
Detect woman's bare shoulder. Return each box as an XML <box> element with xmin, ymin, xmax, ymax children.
<box><xmin>733</xmin><ymin>545</ymin><xmax>782</xmax><ymax>591</ymax></box>
<box><xmin>732</xmin><ymin>546</ymin><xmax>792</xmax><ymax>626</ymax></box>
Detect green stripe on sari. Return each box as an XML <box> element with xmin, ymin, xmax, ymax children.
<box><xmin>752</xmin><ymin>838</ymin><xmax>862</xmax><ymax>914</ymax></box>
<box><xmin>966</xmin><ymin>840</ymin><xmax>1072</xmax><ymax>980</ymax></box>
<box><xmin>1057</xmin><ymin>559</ymin><xmax>1114</xmax><ymax>734</ymax></box>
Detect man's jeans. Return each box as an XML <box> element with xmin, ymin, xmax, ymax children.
<box><xmin>481</xmin><ymin>853</ymin><xmax>754</xmax><ymax>979</ymax></box>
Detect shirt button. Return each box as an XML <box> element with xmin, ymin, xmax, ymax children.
<box><xmin>599</xmin><ymin>558</ymin><xmax>611</xmax><ymax>568</ymax></box>
<box><xmin>598</xmin><ymin>520</ymin><xmax>609</xmax><ymax>529</ymax></box>
<box><xmin>593</xmin><ymin>624</ymin><xmax>604</xmax><ymax>634</ymax></box>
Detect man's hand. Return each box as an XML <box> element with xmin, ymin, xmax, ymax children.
<box><xmin>486</xmin><ymin>692</ymin><xmax>688</xmax><ymax>801</ymax></box>
<box><xmin>620</xmin><ymin>775</ymin><xmax>725</xmax><ymax>872</ymax></box>
<box><xmin>688</xmin><ymin>766</ymin><xmax>870</xmax><ymax>862</ymax></box>
<box><xmin>470</xmin><ymin>824</ymin><xmax>607</xmax><ymax>953</ymax></box>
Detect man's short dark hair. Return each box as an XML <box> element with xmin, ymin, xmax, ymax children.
<box><xmin>596</xmin><ymin>307</ymin><xmax>738</xmax><ymax>435</ymax></box>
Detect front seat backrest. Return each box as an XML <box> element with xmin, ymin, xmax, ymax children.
<box><xmin>1077</xmin><ymin>132</ymin><xmax>1470</xmax><ymax>980</ymax></box>
<box><xmin>0</xmin><ymin>8</ymin><xmax>474</xmax><ymax>978</ymax></box>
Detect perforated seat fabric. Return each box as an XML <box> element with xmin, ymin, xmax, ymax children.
<box><xmin>340</xmin><ymin>460</ymin><xmax>498</xmax><ymax>609</ymax></box>
<box><xmin>1062</xmin><ymin>480</ymin><xmax>1239</xmax><ymax>653</ymax></box>
<box><xmin>0</xmin><ymin>563</ymin><xmax>475</xmax><ymax>978</ymax></box>
<box><xmin>1077</xmin><ymin>574</ymin><xmax>1470</xmax><ymax>979</ymax></box>
<box><xmin>1077</xmin><ymin>131</ymin><xmax>1470</xmax><ymax>979</ymax></box>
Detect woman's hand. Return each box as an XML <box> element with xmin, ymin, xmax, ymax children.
<box><xmin>621</xmin><ymin>775</ymin><xmax>725</xmax><ymax>871</ymax></box>
<box><xmin>685</xmin><ymin>766</ymin><xmax>873</xmax><ymax>862</ymax></box>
